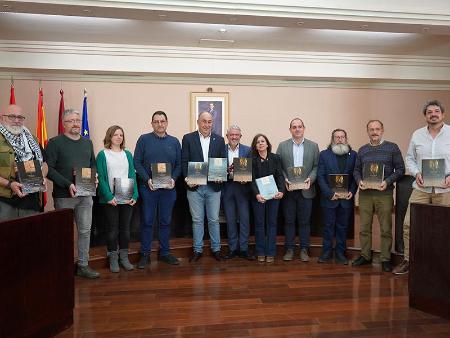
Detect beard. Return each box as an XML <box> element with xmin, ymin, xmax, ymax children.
<box><xmin>331</xmin><ymin>143</ymin><xmax>350</xmax><ymax>155</ymax></box>
<box><xmin>4</xmin><ymin>124</ymin><xmax>24</xmax><ymax>135</ymax></box>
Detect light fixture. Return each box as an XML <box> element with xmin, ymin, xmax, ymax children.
<box><xmin>296</xmin><ymin>21</ymin><xmax>304</xmax><ymax>26</ymax></box>
<box><xmin>219</xmin><ymin>28</ymin><xmax>227</xmax><ymax>33</ymax></box>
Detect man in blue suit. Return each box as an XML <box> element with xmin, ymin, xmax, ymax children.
<box><xmin>222</xmin><ymin>125</ymin><xmax>255</xmax><ymax>260</ymax></box>
<box><xmin>182</xmin><ymin>111</ymin><xmax>226</xmax><ymax>262</ymax></box>
<box><xmin>317</xmin><ymin>129</ymin><xmax>357</xmax><ymax>264</ymax></box>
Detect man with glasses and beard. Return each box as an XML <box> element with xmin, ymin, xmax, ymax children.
<box><xmin>46</xmin><ymin>109</ymin><xmax>99</xmax><ymax>279</ymax></box>
<box><xmin>0</xmin><ymin>104</ymin><xmax>47</xmax><ymax>220</ymax></box>
<box><xmin>317</xmin><ymin>129</ymin><xmax>357</xmax><ymax>264</ymax></box>
<box><xmin>393</xmin><ymin>100</ymin><xmax>450</xmax><ymax>275</ymax></box>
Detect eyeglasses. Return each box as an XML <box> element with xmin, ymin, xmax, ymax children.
<box><xmin>3</xmin><ymin>114</ymin><xmax>26</xmax><ymax>121</ymax></box>
<box><xmin>64</xmin><ymin>119</ymin><xmax>82</xmax><ymax>124</ymax></box>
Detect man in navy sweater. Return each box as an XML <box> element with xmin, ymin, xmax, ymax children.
<box><xmin>134</xmin><ymin>111</ymin><xmax>181</xmax><ymax>268</ymax></box>
<box><xmin>182</xmin><ymin>111</ymin><xmax>226</xmax><ymax>262</ymax></box>
<box><xmin>353</xmin><ymin>120</ymin><xmax>405</xmax><ymax>272</ymax></box>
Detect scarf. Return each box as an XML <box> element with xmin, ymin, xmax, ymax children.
<box><xmin>0</xmin><ymin>124</ymin><xmax>43</xmax><ymax>163</ymax></box>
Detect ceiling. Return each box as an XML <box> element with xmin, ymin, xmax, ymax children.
<box><xmin>1</xmin><ymin>1</ymin><xmax>450</xmax><ymax>83</ymax></box>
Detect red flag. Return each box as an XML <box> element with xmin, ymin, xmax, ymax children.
<box><xmin>58</xmin><ymin>89</ymin><xmax>65</xmax><ymax>135</ymax></box>
<box><xmin>36</xmin><ymin>88</ymin><xmax>48</xmax><ymax>207</ymax></box>
<box><xmin>10</xmin><ymin>83</ymin><xmax>16</xmax><ymax>104</ymax></box>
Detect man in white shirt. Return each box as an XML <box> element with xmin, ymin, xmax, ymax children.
<box><xmin>393</xmin><ymin>100</ymin><xmax>450</xmax><ymax>275</ymax></box>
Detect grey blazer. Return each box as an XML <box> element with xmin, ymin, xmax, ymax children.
<box><xmin>276</xmin><ymin>138</ymin><xmax>320</xmax><ymax>198</ymax></box>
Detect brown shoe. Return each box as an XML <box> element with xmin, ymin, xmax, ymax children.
<box><xmin>393</xmin><ymin>259</ymin><xmax>409</xmax><ymax>275</ymax></box>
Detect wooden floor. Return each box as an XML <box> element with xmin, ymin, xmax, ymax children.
<box><xmin>57</xmin><ymin>255</ymin><xmax>450</xmax><ymax>337</ymax></box>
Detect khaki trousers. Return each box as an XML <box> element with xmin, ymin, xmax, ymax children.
<box><xmin>403</xmin><ymin>189</ymin><xmax>450</xmax><ymax>260</ymax></box>
<box><xmin>359</xmin><ymin>192</ymin><xmax>393</xmax><ymax>262</ymax></box>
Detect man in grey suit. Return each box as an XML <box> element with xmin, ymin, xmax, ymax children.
<box><xmin>276</xmin><ymin>118</ymin><xmax>319</xmax><ymax>262</ymax></box>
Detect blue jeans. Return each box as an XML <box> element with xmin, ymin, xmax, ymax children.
<box><xmin>187</xmin><ymin>185</ymin><xmax>221</xmax><ymax>253</ymax></box>
<box><xmin>252</xmin><ymin>199</ymin><xmax>280</xmax><ymax>256</ymax></box>
<box><xmin>222</xmin><ymin>182</ymin><xmax>250</xmax><ymax>252</ymax></box>
<box><xmin>54</xmin><ymin>196</ymin><xmax>93</xmax><ymax>267</ymax></box>
<box><xmin>282</xmin><ymin>190</ymin><xmax>312</xmax><ymax>250</ymax></box>
<box><xmin>321</xmin><ymin>205</ymin><xmax>352</xmax><ymax>257</ymax></box>
<box><xmin>139</xmin><ymin>186</ymin><xmax>177</xmax><ymax>256</ymax></box>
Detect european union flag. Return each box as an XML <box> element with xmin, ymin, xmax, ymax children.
<box><xmin>81</xmin><ymin>92</ymin><xmax>90</xmax><ymax>139</ymax></box>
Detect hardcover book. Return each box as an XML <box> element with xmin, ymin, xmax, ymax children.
<box><xmin>151</xmin><ymin>162</ymin><xmax>172</xmax><ymax>189</ymax></box>
<box><xmin>328</xmin><ymin>174</ymin><xmax>349</xmax><ymax>199</ymax></box>
<box><xmin>16</xmin><ymin>160</ymin><xmax>45</xmax><ymax>194</ymax></box>
<box><xmin>255</xmin><ymin>175</ymin><xmax>278</xmax><ymax>200</ymax></box>
<box><xmin>74</xmin><ymin>167</ymin><xmax>96</xmax><ymax>197</ymax></box>
<box><xmin>187</xmin><ymin>162</ymin><xmax>208</xmax><ymax>185</ymax></box>
<box><xmin>233</xmin><ymin>157</ymin><xmax>252</xmax><ymax>182</ymax></box>
<box><xmin>363</xmin><ymin>162</ymin><xmax>384</xmax><ymax>190</ymax></box>
<box><xmin>113</xmin><ymin>178</ymin><xmax>134</xmax><ymax>204</ymax></box>
<box><xmin>287</xmin><ymin>166</ymin><xmax>308</xmax><ymax>190</ymax></box>
<box><xmin>422</xmin><ymin>159</ymin><xmax>446</xmax><ymax>188</ymax></box>
<box><xmin>208</xmin><ymin>158</ymin><xmax>227</xmax><ymax>182</ymax></box>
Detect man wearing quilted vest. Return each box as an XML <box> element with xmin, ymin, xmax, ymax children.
<box><xmin>0</xmin><ymin>104</ymin><xmax>47</xmax><ymax>221</ymax></box>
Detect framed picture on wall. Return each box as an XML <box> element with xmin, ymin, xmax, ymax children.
<box><xmin>190</xmin><ymin>92</ymin><xmax>229</xmax><ymax>137</ymax></box>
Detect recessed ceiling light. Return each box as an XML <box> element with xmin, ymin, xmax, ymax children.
<box><xmin>158</xmin><ymin>14</ymin><xmax>167</xmax><ymax>18</ymax></box>
<box><xmin>82</xmin><ymin>9</ymin><xmax>91</xmax><ymax>13</ymax></box>
<box><xmin>422</xmin><ymin>27</ymin><xmax>429</xmax><ymax>32</ymax></box>
<box><xmin>361</xmin><ymin>24</ymin><xmax>369</xmax><ymax>29</ymax></box>
<box><xmin>219</xmin><ymin>28</ymin><xmax>227</xmax><ymax>33</ymax></box>
<box><xmin>3</xmin><ymin>4</ymin><xmax>10</xmax><ymax>8</ymax></box>
<box><xmin>296</xmin><ymin>21</ymin><xmax>304</xmax><ymax>26</ymax></box>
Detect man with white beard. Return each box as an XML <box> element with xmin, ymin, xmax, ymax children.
<box><xmin>317</xmin><ymin>129</ymin><xmax>357</xmax><ymax>264</ymax></box>
<box><xmin>0</xmin><ymin>104</ymin><xmax>47</xmax><ymax>220</ymax></box>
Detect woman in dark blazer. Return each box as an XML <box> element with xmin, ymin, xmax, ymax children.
<box><xmin>251</xmin><ymin>134</ymin><xmax>285</xmax><ymax>263</ymax></box>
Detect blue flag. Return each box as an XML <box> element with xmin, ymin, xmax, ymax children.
<box><xmin>81</xmin><ymin>92</ymin><xmax>90</xmax><ymax>139</ymax></box>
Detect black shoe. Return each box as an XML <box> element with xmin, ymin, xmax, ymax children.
<box><xmin>318</xmin><ymin>254</ymin><xmax>332</xmax><ymax>263</ymax></box>
<box><xmin>159</xmin><ymin>253</ymin><xmax>180</xmax><ymax>265</ymax></box>
<box><xmin>212</xmin><ymin>251</ymin><xmax>223</xmax><ymax>262</ymax></box>
<box><xmin>382</xmin><ymin>261</ymin><xmax>393</xmax><ymax>272</ymax></box>
<box><xmin>76</xmin><ymin>265</ymin><xmax>100</xmax><ymax>279</ymax></box>
<box><xmin>137</xmin><ymin>254</ymin><xmax>150</xmax><ymax>269</ymax></box>
<box><xmin>352</xmin><ymin>256</ymin><xmax>372</xmax><ymax>266</ymax></box>
<box><xmin>239</xmin><ymin>251</ymin><xmax>256</xmax><ymax>261</ymax></box>
<box><xmin>189</xmin><ymin>251</ymin><xmax>202</xmax><ymax>263</ymax></box>
<box><xmin>223</xmin><ymin>250</ymin><xmax>239</xmax><ymax>260</ymax></box>
<box><xmin>335</xmin><ymin>253</ymin><xmax>349</xmax><ymax>265</ymax></box>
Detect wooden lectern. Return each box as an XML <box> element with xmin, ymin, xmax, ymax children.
<box><xmin>409</xmin><ymin>203</ymin><xmax>450</xmax><ymax>320</ymax></box>
<box><xmin>0</xmin><ymin>209</ymin><xmax>74</xmax><ymax>337</ymax></box>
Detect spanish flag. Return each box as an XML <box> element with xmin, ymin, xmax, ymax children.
<box><xmin>36</xmin><ymin>87</ymin><xmax>48</xmax><ymax>207</ymax></box>
<box><xmin>36</xmin><ymin>88</ymin><xmax>48</xmax><ymax>147</ymax></box>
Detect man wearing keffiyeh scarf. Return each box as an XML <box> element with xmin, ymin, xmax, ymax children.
<box><xmin>0</xmin><ymin>105</ymin><xmax>48</xmax><ymax>221</ymax></box>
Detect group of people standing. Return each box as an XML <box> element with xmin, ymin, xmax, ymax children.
<box><xmin>0</xmin><ymin>100</ymin><xmax>448</xmax><ymax>279</ymax></box>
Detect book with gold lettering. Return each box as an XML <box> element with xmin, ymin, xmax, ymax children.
<box><xmin>151</xmin><ymin>162</ymin><xmax>172</xmax><ymax>189</ymax></box>
<box><xmin>208</xmin><ymin>158</ymin><xmax>227</xmax><ymax>182</ymax></box>
<box><xmin>74</xmin><ymin>167</ymin><xmax>96</xmax><ymax>196</ymax></box>
<box><xmin>16</xmin><ymin>160</ymin><xmax>45</xmax><ymax>194</ymax></box>
<box><xmin>422</xmin><ymin>159</ymin><xmax>446</xmax><ymax>187</ymax></box>
<box><xmin>255</xmin><ymin>175</ymin><xmax>278</xmax><ymax>200</ymax></box>
<box><xmin>187</xmin><ymin>162</ymin><xmax>208</xmax><ymax>185</ymax></box>
<box><xmin>363</xmin><ymin>162</ymin><xmax>384</xmax><ymax>190</ymax></box>
<box><xmin>328</xmin><ymin>174</ymin><xmax>349</xmax><ymax>199</ymax></box>
<box><xmin>233</xmin><ymin>157</ymin><xmax>252</xmax><ymax>182</ymax></box>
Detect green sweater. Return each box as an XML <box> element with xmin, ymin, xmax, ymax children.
<box><xmin>46</xmin><ymin>134</ymin><xmax>96</xmax><ymax>198</ymax></box>
<box><xmin>96</xmin><ymin>149</ymin><xmax>138</xmax><ymax>204</ymax></box>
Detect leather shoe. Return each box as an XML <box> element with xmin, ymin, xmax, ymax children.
<box><xmin>189</xmin><ymin>252</ymin><xmax>202</xmax><ymax>263</ymax></box>
<box><xmin>352</xmin><ymin>256</ymin><xmax>372</xmax><ymax>266</ymax></box>
<box><xmin>239</xmin><ymin>251</ymin><xmax>256</xmax><ymax>261</ymax></box>
<box><xmin>212</xmin><ymin>251</ymin><xmax>223</xmax><ymax>262</ymax></box>
<box><xmin>223</xmin><ymin>250</ymin><xmax>239</xmax><ymax>260</ymax></box>
<box><xmin>382</xmin><ymin>261</ymin><xmax>393</xmax><ymax>272</ymax></box>
<box><xmin>335</xmin><ymin>253</ymin><xmax>349</xmax><ymax>265</ymax></box>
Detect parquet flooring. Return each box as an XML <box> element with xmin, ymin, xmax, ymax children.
<box><xmin>57</xmin><ymin>255</ymin><xmax>450</xmax><ymax>337</ymax></box>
